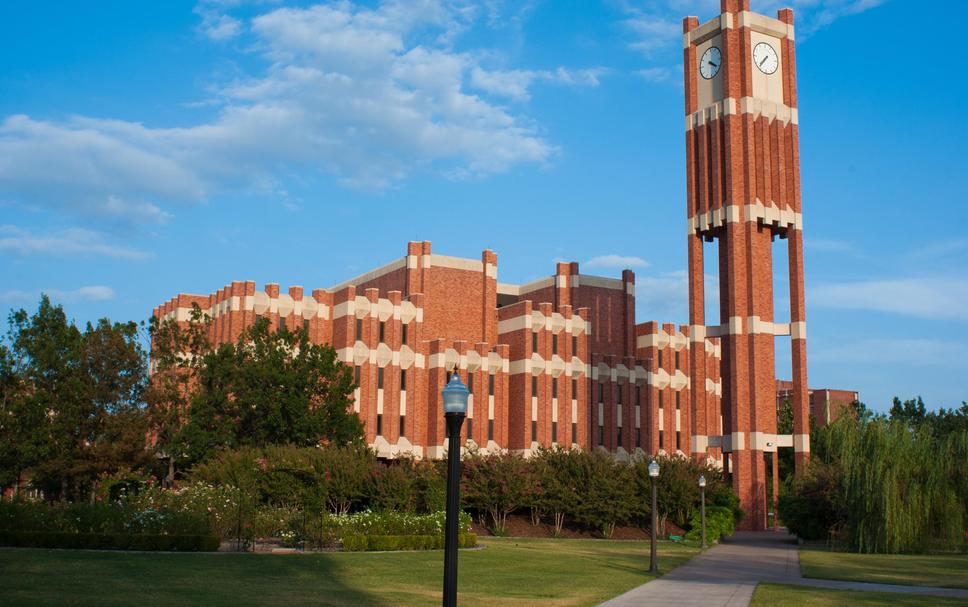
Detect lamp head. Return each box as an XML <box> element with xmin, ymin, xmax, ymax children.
<box><xmin>441</xmin><ymin>372</ymin><xmax>469</xmax><ymax>414</ymax></box>
<box><xmin>698</xmin><ymin>474</ymin><xmax>706</xmax><ymax>488</ymax></box>
<box><xmin>648</xmin><ymin>459</ymin><xmax>660</xmax><ymax>478</ymax></box>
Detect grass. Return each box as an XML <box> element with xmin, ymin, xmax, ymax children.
<box><xmin>799</xmin><ymin>548</ymin><xmax>968</xmax><ymax>589</ymax></box>
<box><xmin>751</xmin><ymin>583</ymin><xmax>968</xmax><ymax>606</ymax></box>
<box><xmin>0</xmin><ymin>537</ymin><xmax>698</xmax><ymax>606</ymax></box>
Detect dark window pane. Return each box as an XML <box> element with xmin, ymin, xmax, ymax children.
<box><xmin>598</xmin><ymin>383</ymin><xmax>604</xmax><ymax>403</ymax></box>
<box><xmin>531</xmin><ymin>421</ymin><xmax>537</xmax><ymax>442</ymax></box>
<box><xmin>659</xmin><ymin>430</ymin><xmax>664</xmax><ymax>449</ymax></box>
<box><xmin>279</xmin><ymin>317</ymin><xmax>286</xmax><ymax>332</ymax></box>
<box><xmin>552</xmin><ymin>378</ymin><xmax>557</xmax><ymax>399</ymax></box>
<box><xmin>552</xmin><ymin>421</ymin><xmax>558</xmax><ymax>443</ymax></box>
<box><xmin>532</xmin><ymin>332</ymin><xmax>538</xmax><ymax>352</ymax></box>
<box><xmin>488</xmin><ymin>419</ymin><xmax>494</xmax><ymax>440</ymax></box>
<box><xmin>376</xmin><ymin>414</ymin><xmax>383</xmax><ymax>436</ymax></box>
<box><xmin>356</xmin><ymin>318</ymin><xmax>362</xmax><ymax>340</ymax></box>
<box><xmin>378</xmin><ymin>367</ymin><xmax>384</xmax><ymax>390</ymax></box>
<box><xmin>399</xmin><ymin>416</ymin><xmax>405</xmax><ymax>437</ymax></box>
<box><xmin>572</xmin><ymin>335</ymin><xmax>577</xmax><ymax>354</ymax></box>
<box><xmin>552</xmin><ymin>334</ymin><xmax>557</xmax><ymax>355</ymax></box>
<box><xmin>402</xmin><ymin>324</ymin><xmax>408</xmax><ymax>344</ymax></box>
<box><xmin>658</xmin><ymin>351</ymin><xmax>663</xmax><ymax>367</ymax></box>
<box><xmin>659</xmin><ymin>391</ymin><xmax>664</xmax><ymax>409</ymax></box>
<box><xmin>354</xmin><ymin>366</ymin><xmax>361</xmax><ymax>385</ymax></box>
<box><xmin>466</xmin><ymin>418</ymin><xmax>473</xmax><ymax>438</ymax></box>
<box><xmin>617</xmin><ymin>427</ymin><xmax>623</xmax><ymax>446</ymax></box>
<box><xmin>617</xmin><ymin>386</ymin><xmax>622</xmax><ymax>404</ymax></box>
<box><xmin>676</xmin><ymin>392</ymin><xmax>681</xmax><ymax>410</ymax></box>
<box><xmin>675</xmin><ymin>350</ymin><xmax>680</xmax><ymax>370</ymax></box>
<box><xmin>571</xmin><ymin>379</ymin><xmax>577</xmax><ymax>399</ymax></box>
<box><xmin>379</xmin><ymin>321</ymin><xmax>385</xmax><ymax>343</ymax></box>
<box><xmin>676</xmin><ymin>431</ymin><xmax>681</xmax><ymax>450</ymax></box>
<box><xmin>468</xmin><ymin>373</ymin><xmax>474</xmax><ymax>393</ymax></box>
<box><xmin>636</xmin><ymin>429</ymin><xmax>641</xmax><ymax>448</ymax></box>
<box><xmin>599</xmin><ymin>425</ymin><xmax>604</xmax><ymax>445</ymax></box>
<box><xmin>572</xmin><ymin>423</ymin><xmax>577</xmax><ymax>443</ymax></box>
<box><xmin>303</xmin><ymin>319</ymin><xmax>310</xmax><ymax>332</ymax></box>
<box><xmin>400</xmin><ymin>370</ymin><xmax>407</xmax><ymax>391</ymax></box>
<box><xmin>531</xmin><ymin>376</ymin><xmax>537</xmax><ymax>396</ymax></box>
<box><xmin>488</xmin><ymin>374</ymin><xmax>494</xmax><ymax>396</ymax></box>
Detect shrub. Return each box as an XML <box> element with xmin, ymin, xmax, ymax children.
<box><xmin>684</xmin><ymin>506</ymin><xmax>735</xmax><ymax>544</ymax></box>
<box><xmin>461</xmin><ymin>452</ymin><xmax>530</xmax><ymax>535</ymax></box>
<box><xmin>0</xmin><ymin>530</ymin><xmax>219</xmax><ymax>551</ymax></box>
<box><xmin>341</xmin><ymin>533</ymin><xmax>477</xmax><ymax>552</ymax></box>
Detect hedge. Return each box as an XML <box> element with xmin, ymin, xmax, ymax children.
<box><xmin>0</xmin><ymin>531</ymin><xmax>220</xmax><ymax>552</ymax></box>
<box><xmin>342</xmin><ymin>533</ymin><xmax>477</xmax><ymax>552</ymax></box>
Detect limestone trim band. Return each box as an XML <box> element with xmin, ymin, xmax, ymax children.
<box><xmin>497</xmin><ymin>311</ymin><xmax>591</xmax><ymax>336</ymax></box>
<box><xmin>686</xmin><ymin>96</ymin><xmax>798</xmax><ymax>131</ymax></box>
<box><xmin>684</xmin><ymin>10</ymin><xmax>794</xmax><ymax>49</ymax></box>
<box><xmin>697</xmin><ymin>432</ymin><xmax>810</xmax><ymax>453</ymax></box>
<box><xmin>688</xmin><ymin>201</ymin><xmax>803</xmax><ymax>236</ymax></box>
<box><xmin>699</xmin><ymin>317</ymin><xmax>806</xmax><ymax>340</ymax></box>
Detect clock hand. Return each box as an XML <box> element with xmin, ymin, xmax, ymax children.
<box><xmin>709</xmin><ymin>61</ymin><xmax>718</xmax><ymax>67</ymax></box>
<box><xmin>758</xmin><ymin>55</ymin><xmax>768</xmax><ymax>67</ymax></box>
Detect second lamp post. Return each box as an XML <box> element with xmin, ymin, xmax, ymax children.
<box><xmin>441</xmin><ymin>373</ymin><xmax>469</xmax><ymax>607</ymax></box>
<box><xmin>648</xmin><ymin>458</ymin><xmax>660</xmax><ymax>573</ymax></box>
<box><xmin>698</xmin><ymin>474</ymin><xmax>707</xmax><ymax>549</ymax></box>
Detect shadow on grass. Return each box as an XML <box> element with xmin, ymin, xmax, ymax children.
<box><xmin>0</xmin><ymin>548</ymin><xmax>385</xmax><ymax>607</ymax></box>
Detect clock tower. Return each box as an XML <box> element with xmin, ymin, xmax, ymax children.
<box><xmin>683</xmin><ymin>0</ymin><xmax>809</xmax><ymax>530</ymax></box>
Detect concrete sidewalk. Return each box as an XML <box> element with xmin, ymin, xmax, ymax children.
<box><xmin>597</xmin><ymin>531</ymin><xmax>968</xmax><ymax>607</ymax></box>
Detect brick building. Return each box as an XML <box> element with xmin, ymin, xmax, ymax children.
<box><xmin>153</xmin><ymin>1</ymin><xmax>859</xmax><ymax>530</ymax></box>
<box><xmin>153</xmin><ymin>241</ymin><xmax>727</xmax><ymax>463</ymax></box>
<box><xmin>776</xmin><ymin>381</ymin><xmax>857</xmax><ymax>426</ymax></box>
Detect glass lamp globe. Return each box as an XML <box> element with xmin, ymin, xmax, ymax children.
<box><xmin>648</xmin><ymin>459</ymin><xmax>660</xmax><ymax>478</ymax></box>
<box><xmin>698</xmin><ymin>474</ymin><xmax>706</xmax><ymax>488</ymax></box>
<box><xmin>441</xmin><ymin>373</ymin><xmax>469</xmax><ymax>414</ymax></box>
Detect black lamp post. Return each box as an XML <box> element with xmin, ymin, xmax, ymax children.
<box><xmin>441</xmin><ymin>373</ymin><xmax>468</xmax><ymax>607</ymax></box>
<box><xmin>648</xmin><ymin>458</ymin><xmax>660</xmax><ymax>573</ymax></box>
<box><xmin>698</xmin><ymin>474</ymin><xmax>707</xmax><ymax>549</ymax></box>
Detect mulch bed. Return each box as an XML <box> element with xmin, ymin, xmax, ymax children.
<box><xmin>470</xmin><ymin>513</ymin><xmax>684</xmax><ymax>540</ymax></box>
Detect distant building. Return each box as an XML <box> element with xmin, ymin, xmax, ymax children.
<box><xmin>776</xmin><ymin>380</ymin><xmax>858</xmax><ymax>426</ymax></box>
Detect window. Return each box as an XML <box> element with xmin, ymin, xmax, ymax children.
<box><xmin>488</xmin><ymin>419</ymin><xmax>494</xmax><ymax>440</ymax></box>
<box><xmin>675</xmin><ymin>350</ymin><xmax>680</xmax><ymax>370</ymax></box>
<box><xmin>354</xmin><ymin>366</ymin><xmax>361</xmax><ymax>386</ymax></box>
<box><xmin>303</xmin><ymin>319</ymin><xmax>310</xmax><ymax>332</ymax></box>
<box><xmin>572</xmin><ymin>422</ymin><xmax>577</xmax><ymax>443</ymax></box>
<box><xmin>617</xmin><ymin>386</ymin><xmax>622</xmax><ymax>405</ymax></box>
<box><xmin>617</xmin><ymin>427</ymin><xmax>623</xmax><ymax>446</ymax></box>
<box><xmin>399</xmin><ymin>416</ymin><xmax>406</xmax><ymax>437</ymax></box>
<box><xmin>552</xmin><ymin>421</ymin><xmax>558</xmax><ymax>443</ymax></box>
<box><xmin>552</xmin><ymin>334</ymin><xmax>558</xmax><ymax>355</ymax></box>
<box><xmin>552</xmin><ymin>378</ymin><xmax>558</xmax><ymax>399</ymax></box>
<box><xmin>401</xmin><ymin>324</ymin><xmax>408</xmax><ymax>345</ymax></box>
<box><xmin>599</xmin><ymin>425</ymin><xmax>604</xmax><ymax>445</ymax></box>
<box><xmin>355</xmin><ymin>318</ymin><xmax>362</xmax><ymax>340</ymax></box>
<box><xmin>531</xmin><ymin>376</ymin><xmax>538</xmax><ymax>396</ymax></box>
<box><xmin>468</xmin><ymin>373</ymin><xmax>474</xmax><ymax>393</ymax></box>
<box><xmin>636</xmin><ymin>429</ymin><xmax>641</xmax><ymax>448</ymax></box>
<box><xmin>400</xmin><ymin>369</ymin><xmax>407</xmax><ymax>391</ymax></box>
<box><xmin>635</xmin><ymin>387</ymin><xmax>641</xmax><ymax>407</ymax></box>
<box><xmin>676</xmin><ymin>431</ymin><xmax>681</xmax><ymax>451</ymax></box>
<box><xmin>278</xmin><ymin>316</ymin><xmax>286</xmax><ymax>332</ymax></box>
<box><xmin>379</xmin><ymin>321</ymin><xmax>385</xmax><ymax>343</ymax></box>
<box><xmin>532</xmin><ymin>332</ymin><xmax>538</xmax><ymax>352</ymax></box>
<box><xmin>572</xmin><ymin>335</ymin><xmax>577</xmax><ymax>355</ymax></box>
<box><xmin>376</xmin><ymin>414</ymin><xmax>383</xmax><ymax>436</ymax></box>
<box><xmin>531</xmin><ymin>421</ymin><xmax>537</xmax><ymax>442</ymax></box>
<box><xmin>659</xmin><ymin>430</ymin><xmax>664</xmax><ymax>449</ymax></box>
<box><xmin>466</xmin><ymin>418</ymin><xmax>473</xmax><ymax>438</ymax></box>
<box><xmin>571</xmin><ymin>379</ymin><xmax>577</xmax><ymax>399</ymax></box>
<box><xmin>598</xmin><ymin>383</ymin><xmax>604</xmax><ymax>403</ymax></box>
<box><xmin>676</xmin><ymin>392</ymin><xmax>681</xmax><ymax>410</ymax></box>
<box><xmin>488</xmin><ymin>374</ymin><xmax>494</xmax><ymax>396</ymax></box>
<box><xmin>377</xmin><ymin>367</ymin><xmax>384</xmax><ymax>390</ymax></box>
<box><xmin>659</xmin><ymin>391</ymin><xmax>664</xmax><ymax>409</ymax></box>
<box><xmin>658</xmin><ymin>350</ymin><xmax>663</xmax><ymax>367</ymax></box>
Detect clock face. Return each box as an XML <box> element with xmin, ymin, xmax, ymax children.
<box><xmin>699</xmin><ymin>47</ymin><xmax>721</xmax><ymax>80</ymax></box>
<box><xmin>753</xmin><ymin>42</ymin><xmax>779</xmax><ymax>75</ymax></box>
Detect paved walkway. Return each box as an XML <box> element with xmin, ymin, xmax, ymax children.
<box><xmin>598</xmin><ymin>531</ymin><xmax>968</xmax><ymax>607</ymax></box>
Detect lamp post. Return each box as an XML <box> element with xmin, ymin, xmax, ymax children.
<box><xmin>441</xmin><ymin>373</ymin><xmax>469</xmax><ymax>607</ymax></box>
<box><xmin>648</xmin><ymin>458</ymin><xmax>660</xmax><ymax>573</ymax></box>
<box><xmin>698</xmin><ymin>474</ymin><xmax>707</xmax><ymax>549</ymax></box>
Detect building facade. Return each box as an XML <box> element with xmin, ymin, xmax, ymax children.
<box><xmin>153</xmin><ymin>241</ymin><xmax>726</xmax><ymax>463</ymax></box>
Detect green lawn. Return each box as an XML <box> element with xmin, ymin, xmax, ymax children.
<box><xmin>0</xmin><ymin>538</ymin><xmax>698</xmax><ymax>607</ymax></box>
<box><xmin>751</xmin><ymin>583</ymin><xmax>968</xmax><ymax>606</ymax></box>
<box><xmin>799</xmin><ymin>548</ymin><xmax>968</xmax><ymax>589</ymax></box>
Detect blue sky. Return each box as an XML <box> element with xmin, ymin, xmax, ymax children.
<box><xmin>1</xmin><ymin>0</ymin><xmax>966</xmax><ymax>412</ymax></box>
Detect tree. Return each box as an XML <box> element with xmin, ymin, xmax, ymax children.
<box><xmin>461</xmin><ymin>452</ymin><xmax>529</xmax><ymax>535</ymax></box>
<box><xmin>1</xmin><ymin>296</ymin><xmax>150</xmax><ymax>500</ymax></box>
<box><xmin>166</xmin><ymin>316</ymin><xmax>363</xmax><ymax>466</ymax></box>
<box><xmin>574</xmin><ymin>450</ymin><xmax>636</xmax><ymax>538</ymax></box>
<box><xmin>531</xmin><ymin>447</ymin><xmax>580</xmax><ymax>536</ymax></box>
<box><xmin>889</xmin><ymin>396</ymin><xmax>926</xmax><ymax>426</ymax></box>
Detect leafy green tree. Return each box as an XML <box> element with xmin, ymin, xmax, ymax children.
<box><xmin>574</xmin><ymin>450</ymin><xmax>636</xmax><ymax>538</ymax></box>
<box><xmin>1</xmin><ymin>296</ymin><xmax>150</xmax><ymax>500</ymax></box>
<box><xmin>160</xmin><ymin>316</ymin><xmax>363</xmax><ymax>466</ymax></box>
<box><xmin>889</xmin><ymin>396</ymin><xmax>927</xmax><ymax>426</ymax></box>
<box><xmin>461</xmin><ymin>452</ymin><xmax>529</xmax><ymax>535</ymax></box>
<box><xmin>530</xmin><ymin>447</ymin><xmax>581</xmax><ymax>536</ymax></box>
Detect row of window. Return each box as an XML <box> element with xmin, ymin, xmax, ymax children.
<box><xmin>594</xmin><ymin>383</ymin><xmax>682</xmax><ymax>410</ymax></box>
<box><xmin>656</xmin><ymin>350</ymin><xmax>683</xmax><ymax>370</ymax></box>
<box><xmin>531</xmin><ymin>333</ymin><xmax>580</xmax><ymax>356</ymax></box>
<box><xmin>596</xmin><ymin>426</ymin><xmax>682</xmax><ymax>450</ymax></box>
<box><xmin>355</xmin><ymin>320</ymin><xmax>409</xmax><ymax>345</ymax></box>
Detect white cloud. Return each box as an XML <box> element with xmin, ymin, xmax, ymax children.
<box><xmin>0</xmin><ymin>0</ymin><xmax>582</xmax><ymax>221</ymax></box>
<box><xmin>0</xmin><ymin>225</ymin><xmax>149</xmax><ymax>259</ymax></box>
<box><xmin>584</xmin><ymin>254</ymin><xmax>650</xmax><ymax>269</ymax></box>
<box><xmin>811</xmin><ymin>278</ymin><xmax>968</xmax><ymax>320</ymax></box>
<box><xmin>197</xmin><ymin>9</ymin><xmax>243</xmax><ymax>41</ymax></box>
<box><xmin>0</xmin><ymin>286</ymin><xmax>116</xmax><ymax>304</ymax></box>
<box><xmin>805</xmin><ymin>237</ymin><xmax>855</xmax><ymax>253</ymax></box>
